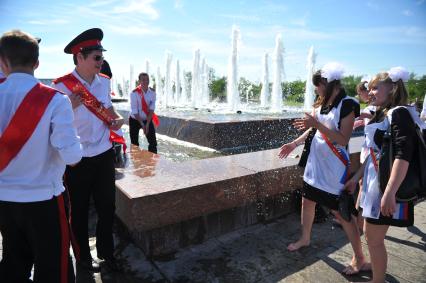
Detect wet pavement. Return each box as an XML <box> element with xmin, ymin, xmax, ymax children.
<box><xmin>3</xmin><ymin>199</ymin><xmax>424</xmax><ymax>282</ymax></box>
<box><xmin>86</xmin><ymin>199</ymin><xmax>426</xmax><ymax>282</ymax></box>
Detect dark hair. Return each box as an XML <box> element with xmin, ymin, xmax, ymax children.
<box><xmin>312</xmin><ymin>70</ymin><xmax>323</xmax><ymax>87</ymax></box>
<box><xmin>72</xmin><ymin>48</ymin><xmax>97</xmax><ymax>65</ymax></box>
<box><xmin>100</xmin><ymin>59</ymin><xmax>112</xmax><ymax>78</ymax></box>
<box><xmin>0</xmin><ymin>30</ymin><xmax>39</xmax><ymax>68</ymax></box>
<box><xmin>314</xmin><ymin>79</ymin><xmax>342</xmax><ymax>108</ymax></box>
<box><xmin>138</xmin><ymin>72</ymin><xmax>149</xmax><ymax>83</ymax></box>
<box><xmin>312</xmin><ymin>69</ymin><xmax>342</xmax><ymax>108</ymax></box>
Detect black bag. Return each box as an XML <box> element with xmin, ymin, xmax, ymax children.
<box><xmin>338</xmin><ymin>190</ymin><xmax>354</xmax><ymax>222</ymax></box>
<box><xmin>379</xmin><ymin>117</ymin><xmax>426</xmax><ymax>201</ymax></box>
<box><xmin>298</xmin><ymin>128</ymin><xmax>317</xmax><ymax>168</ymax></box>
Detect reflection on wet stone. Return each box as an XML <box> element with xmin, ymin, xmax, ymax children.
<box><xmin>113</xmin><ymin>109</ymin><xmax>364</xmax><ymax>257</ymax></box>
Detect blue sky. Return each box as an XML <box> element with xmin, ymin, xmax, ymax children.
<box><xmin>1</xmin><ymin>0</ymin><xmax>426</xmax><ymax>84</ymax></box>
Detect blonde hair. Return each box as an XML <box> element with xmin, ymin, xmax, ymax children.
<box><xmin>368</xmin><ymin>72</ymin><xmax>408</xmax><ymax>111</ymax></box>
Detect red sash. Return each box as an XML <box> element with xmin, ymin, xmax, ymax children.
<box><xmin>53</xmin><ymin>73</ymin><xmax>127</xmax><ymax>153</ymax></box>
<box><xmin>319</xmin><ymin>131</ymin><xmax>350</xmax><ymax>183</ymax></box>
<box><xmin>0</xmin><ymin>83</ymin><xmax>56</xmax><ymax>172</ymax></box>
<box><xmin>0</xmin><ymin>78</ymin><xmax>6</xmax><ymax>83</ymax></box>
<box><xmin>134</xmin><ymin>85</ymin><xmax>160</xmax><ymax>127</ymax></box>
<box><xmin>370</xmin><ymin>148</ymin><xmax>379</xmax><ymax>172</ymax></box>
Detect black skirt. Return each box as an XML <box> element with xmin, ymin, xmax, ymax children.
<box><xmin>365</xmin><ymin>201</ymin><xmax>414</xmax><ymax>227</ymax></box>
<box><xmin>302</xmin><ymin>181</ymin><xmax>340</xmax><ymax>211</ymax></box>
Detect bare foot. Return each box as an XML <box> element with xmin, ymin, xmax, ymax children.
<box><xmin>287</xmin><ymin>240</ymin><xmax>310</xmax><ymax>252</ymax></box>
<box><xmin>342</xmin><ymin>261</ymin><xmax>372</xmax><ymax>275</ymax></box>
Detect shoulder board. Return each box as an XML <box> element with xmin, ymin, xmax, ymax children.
<box><xmin>99</xmin><ymin>73</ymin><xmax>110</xmax><ymax>79</ymax></box>
<box><xmin>52</xmin><ymin>73</ymin><xmax>73</xmax><ymax>84</ymax></box>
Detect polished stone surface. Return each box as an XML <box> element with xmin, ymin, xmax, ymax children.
<box><xmin>114</xmin><ymin>137</ymin><xmax>364</xmax><ymax>257</ymax></box>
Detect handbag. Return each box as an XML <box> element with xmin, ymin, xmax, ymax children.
<box><xmin>378</xmin><ymin>113</ymin><xmax>426</xmax><ymax>201</ymax></box>
<box><xmin>298</xmin><ymin>128</ymin><xmax>317</xmax><ymax>168</ymax></box>
<box><xmin>338</xmin><ymin>190</ymin><xmax>354</xmax><ymax>222</ymax></box>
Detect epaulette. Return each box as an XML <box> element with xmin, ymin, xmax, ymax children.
<box><xmin>99</xmin><ymin>73</ymin><xmax>110</xmax><ymax>79</ymax></box>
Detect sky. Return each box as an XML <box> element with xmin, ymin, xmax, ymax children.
<box><xmin>1</xmin><ymin>0</ymin><xmax>426</xmax><ymax>85</ymax></box>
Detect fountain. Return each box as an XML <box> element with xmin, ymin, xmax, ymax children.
<box><xmin>260</xmin><ymin>53</ymin><xmax>270</xmax><ymax>107</ymax></box>
<box><xmin>191</xmin><ymin>49</ymin><xmax>201</xmax><ymax>108</ymax></box>
<box><xmin>156</xmin><ymin>66</ymin><xmax>163</xmax><ymax>105</ymax></box>
<box><xmin>200</xmin><ymin>57</ymin><xmax>210</xmax><ymax>106</ymax></box>
<box><xmin>227</xmin><ymin>25</ymin><xmax>240</xmax><ymax>112</ymax></box>
<box><xmin>164</xmin><ymin>51</ymin><xmax>173</xmax><ymax>107</ymax></box>
<box><xmin>175</xmin><ymin>60</ymin><xmax>181</xmax><ymax>105</ymax></box>
<box><xmin>111</xmin><ymin>26</ymin><xmax>370</xmax><ymax>259</ymax></box>
<box><xmin>145</xmin><ymin>60</ymin><xmax>150</xmax><ymax>79</ymax></box>
<box><xmin>271</xmin><ymin>34</ymin><xmax>284</xmax><ymax>113</ymax></box>
<box><xmin>304</xmin><ymin>46</ymin><xmax>316</xmax><ymax>111</ymax></box>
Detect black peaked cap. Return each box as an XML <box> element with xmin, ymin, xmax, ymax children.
<box><xmin>64</xmin><ymin>28</ymin><xmax>106</xmax><ymax>54</ymax></box>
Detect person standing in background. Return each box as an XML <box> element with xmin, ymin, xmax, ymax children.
<box><xmin>129</xmin><ymin>72</ymin><xmax>159</xmax><ymax>153</ymax></box>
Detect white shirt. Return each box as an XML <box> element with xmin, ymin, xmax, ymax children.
<box><xmin>0</xmin><ymin>73</ymin><xmax>82</xmax><ymax>202</ymax></box>
<box><xmin>130</xmin><ymin>87</ymin><xmax>156</xmax><ymax>120</ymax></box>
<box><xmin>54</xmin><ymin>70</ymin><xmax>113</xmax><ymax>157</ymax></box>
<box><xmin>421</xmin><ymin>94</ymin><xmax>426</xmax><ymax>120</ymax></box>
<box><xmin>0</xmin><ymin>71</ymin><xmax>5</xmax><ymax>79</ymax></box>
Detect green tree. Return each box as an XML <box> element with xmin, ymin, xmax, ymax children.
<box><xmin>341</xmin><ymin>75</ymin><xmax>362</xmax><ymax>97</ymax></box>
<box><xmin>210</xmin><ymin>76</ymin><xmax>227</xmax><ymax>102</ymax></box>
<box><xmin>283</xmin><ymin>80</ymin><xmax>305</xmax><ymax>103</ymax></box>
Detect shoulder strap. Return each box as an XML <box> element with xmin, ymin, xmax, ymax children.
<box><xmin>98</xmin><ymin>73</ymin><xmax>110</xmax><ymax>79</ymax></box>
<box><xmin>0</xmin><ymin>83</ymin><xmax>57</xmax><ymax>172</ymax></box>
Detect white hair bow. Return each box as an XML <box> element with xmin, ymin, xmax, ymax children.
<box><xmin>321</xmin><ymin>62</ymin><xmax>345</xmax><ymax>82</ymax></box>
<box><xmin>388</xmin><ymin>66</ymin><xmax>409</xmax><ymax>83</ymax></box>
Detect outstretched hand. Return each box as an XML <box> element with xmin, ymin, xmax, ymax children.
<box><xmin>293</xmin><ymin>112</ymin><xmax>318</xmax><ymax>131</ymax></box>
<box><xmin>278</xmin><ymin>142</ymin><xmax>296</xmax><ymax>159</ymax></box>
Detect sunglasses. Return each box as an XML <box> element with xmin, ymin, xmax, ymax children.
<box><xmin>93</xmin><ymin>55</ymin><xmax>104</xmax><ymax>62</ymax></box>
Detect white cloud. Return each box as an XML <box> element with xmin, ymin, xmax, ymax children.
<box><xmin>111</xmin><ymin>0</ymin><xmax>159</xmax><ymax>20</ymax></box>
<box><xmin>263</xmin><ymin>3</ymin><xmax>288</xmax><ymax>12</ymax></box>
<box><xmin>290</xmin><ymin>12</ymin><xmax>310</xmax><ymax>27</ymax></box>
<box><xmin>219</xmin><ymin>14</ymin><xmax>261</xmax><ymax>22</ymax></box>
<box><xmin>27</xmin><ymin>19</ymin><xmax>69</xmax><ymax>25</ymax></box>
<box><xmin>88</xmin><ymin>0</ymin><xmax>119</xmax><ymax>8</ymax></box>
<box><xmin>402</xmin><ymin>10</ymin><xmax>413</xmax><ymax>16</ymax></box>
<box><xmin>174</xmin><ymin>0</ymin><xmax>183</xmax><ymax>10</ymax></box>
<box><xmin>39</xmin><ymin>44</ymin><xmax>64</xmax><ymax>55</ymax></box>
<box><xmin>107</xmin><ymin>24</ymin><xmax>159</xmax><ymax>35</ymax></box>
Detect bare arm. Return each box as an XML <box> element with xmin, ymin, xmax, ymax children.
<box><xmin>343</xmin><ymin>161</ymin><xmax>367</xmax><ymax>194</ymax></box>
<box><xmin>278</xmin><ymin>128</ymin><xmax>312</xmax><ymax>159</ymax></box>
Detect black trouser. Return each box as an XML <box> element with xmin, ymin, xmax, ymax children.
<box><xmin>0</xmin><ymin>194</ymin><xmax>75</xmax><ymax>283</ymax></box>
<box><xmin>129</xmin><ymin>116</ymin><xmax>157</xmax><ymax>154</ymax></box>
<box><xmin>64</xmin><ymin>148</ymin><xmax>116</xmax><ymax>262</ymax></box>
